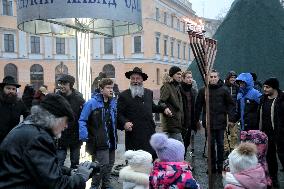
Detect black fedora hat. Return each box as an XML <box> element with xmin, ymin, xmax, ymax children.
<box><xmin>125</xmin><ymin>67</ymin><xmax>148</xmax><ymax>81</ymax></box>
<box><xmin>0</xmin><ymin>76</ymin><xmax>21</xmax><ymax>88</ymax></box>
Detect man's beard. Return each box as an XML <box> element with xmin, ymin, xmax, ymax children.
<box><xmin>130</xmin><ymin>84</ymin><xmax>144</xmax><ymax>98</ymax></box>
<box><xmin>2</xmin><ymin>93</ymin><xmax>17</xmax><ymax>104</ymax></box>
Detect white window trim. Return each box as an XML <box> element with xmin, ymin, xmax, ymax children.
<box><xmin>131</xmin><ymin>34</ymin><xmax>144</xmax><ymax>54</ymax></box>
<box><xmin>3</xmin><ymin>31</ymin><xmax>16</xmax><ymax>53</ymax></box>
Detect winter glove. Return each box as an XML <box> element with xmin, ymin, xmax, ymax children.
<box><xmin>75</xmin><ymin>161</ymin><xmax>93</xmax><ymax>182</ymax></box>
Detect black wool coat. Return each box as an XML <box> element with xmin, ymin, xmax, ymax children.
<box><xmin>117</xmin><ymin>88</ymin><xmax>165</xmax><ymax>156</ymax></box>
<box><xmin>57</xmin><ymin>90</ymin><xmax>85</xmax><ymax>148</ymax></box>
<box><xmin>0</xmin><ymin>97</ymin><xmax>29</xmax><ymax>144</ymax></box>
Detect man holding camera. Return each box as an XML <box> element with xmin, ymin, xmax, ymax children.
<box><xmin>0</xmin><ymin>94</ymin><xmax>93</xmax><ymax>189</ymax></box>
<box><xmin>79</xmin><ymin>78</ymin><xmax>117</xmax><ymax>189</ymax></box>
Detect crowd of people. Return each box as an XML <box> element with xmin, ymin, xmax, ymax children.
<box><xmin>0</xmin><ymin>66</ymin><xmax>283</xmax><ymax>189</ymax></box>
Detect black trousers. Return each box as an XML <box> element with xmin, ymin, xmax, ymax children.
<box><xmin>267</xmin><ymin>138</ymin><xmax>278</xmax><ymax>180</ymax></box>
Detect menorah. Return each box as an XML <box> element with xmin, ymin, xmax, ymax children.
<box><xmin>187</xmin><ymin>21</ymin><xmax>217</xmax><ymax>189</ymax></box>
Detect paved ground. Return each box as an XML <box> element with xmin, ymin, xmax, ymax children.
<box><xmin>65</xmin><ymin>126</ymin><xmax>284</xmax><ymax>189</ymax></box>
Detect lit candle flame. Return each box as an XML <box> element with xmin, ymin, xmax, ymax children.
<box><xmin>183</xmin><ymin>17</ymin><xmax>205</xmax><ymax>33</ymax></box>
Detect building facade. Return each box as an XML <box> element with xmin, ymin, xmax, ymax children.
<box><xmin>0</xmin><ymin>0</ymin><xmax>197</xmax><ymax>98</ymax></box>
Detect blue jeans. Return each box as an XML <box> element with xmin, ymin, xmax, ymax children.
<box><xmin>57</xmin><ymin>145</ymin><xmax>81</xmax><ymax>169</ymax></box>
<box><xmin>166</xmin><ymin>132</ymin><xmax>184</xmax><ymax>143</ymax></box>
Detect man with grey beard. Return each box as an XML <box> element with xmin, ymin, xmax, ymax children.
<box><xmin>0</xmin><ymin>94</ymin><xmax>93</xmax><ymax>189</ymax></box>
<box><xmin>118</xmin><ymin>67</ymin><xmax>172</xmax><ymax>159</ymax></box>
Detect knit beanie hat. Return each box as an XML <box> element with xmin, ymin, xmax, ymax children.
<box><xmin>228</xmin><ymin>142</ymin><xmax>258</xmax><ymax>174</ymax></box>
<box><xmin>124</xmin><ymin>150</ymin><xmax>153</xmax><ymax>173</ymax></box>
<box><xmin>169</xmin><ymin>66</ymin><xmax>181</xmax><ymax>77</ymax></box>
<box><xmin>150</xmin><ymin>133</ymin><xmax>184</xmax><ymax>162</ymax></box>
<box><xmin>40</xmin><ymin>93</ymin><xmax>74</xmax><ymax>122</ymax></box>
<box><xmin>263</xmin><ymin>77</ymin><xmax>279</xmax><ymax>90</ymax></box>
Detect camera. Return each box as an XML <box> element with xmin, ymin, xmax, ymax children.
<box><xmin>89</xmin><ymin>161</ymin><xmax>101</xmax><ymax>178</ymax></box>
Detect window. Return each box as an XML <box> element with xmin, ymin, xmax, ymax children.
<box><xmin>30</xmin><ymin>36</ymin><xmax>40</xmax><ymax>54</ymax></box>
<box><xmin>177</xmin><ymin>19</ymin><xmax>180</xmax><ymax>31</ymax></box>
<box><xmin>55</xmin><ymin>63</ymin><xmax>68</xmax><ymax>86</ymax></box>
<box><xmin>104</xmin><ymin>38</ymin><xmax>113</xmax><ymax>54</ymax></box>
<box><xmin>134</xmin><ymin>36</ymin><xmax>141</xmax><ymax>53</ymax></box>
<box><xmin>4</xmin><ymin>63</ymin><xmax>18</xmax><ymax>82</ymax></box>
<box><xmin>155</xmin><ymin>8</ymin><xmax>160</xmax><ymax>21</ymax></box>
<box><xmin>56</xmin><ymin>38</ymin><xmax>65</xmax><ymax>54</ymax></box>
<box><xmin>163</xmin><ymin>12</ymin><xmax>167</xmax><ymax>24</ymax></box>
<box><xmin>30</xmin><ymin>64</ymin><xmax>44</xmax><ymax>90</ymax></box>
<box><xmin>155</xmin><ymin>37</ymin><xmax>160</xmax><ymax>54</ymax></box>
<box><xmin>183</xmin><ymin>45</ymin><xmax>186</xmax><ymax>60</ymax></box>
<box><xmin>171</xmin><ymin>15</ymin><xmax>174</xmax><ymax>27</ymax></box>
<box><xmin>170</xmin><ymin>41</ymin><xmax>174</xmax><ymax>57</ymax></box>
<box><xmin>4</xmin><ymin>34</ymin><xmax>14</xmax><ymax>52</ymax></box>
<box><xmin>156</xmin><ymin>68</ymin><xmax>160</xmax><ymax>85</ymax></box>
<box><xmin>188</xmin><ymin>47</ymin><xmax>191</xmax><ymax>60</ymax></box>
<box><xmin>103</xmin><ymin>64</ymin><xmax>115</xmax><ymax>78</ymax></box>
<box><xmin>164</xmin><ymin>39</ymin><xmax>167</xmax><ymax>56</ymax></box>
<box><xmin>183</xmin><ymin>22</ymin><xmax>186</xmax><ymax>33</ymax></box>
<box><xmin>177</xmin><ymin>43</ymin><xmax>180</xmax><ymax>59</ymax></box>
<box><xmin>2</xmin><ymin>0</ymin><xmax>13</xmax><ymax>16</ymax></box>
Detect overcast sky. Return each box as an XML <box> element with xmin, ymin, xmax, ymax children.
<box><xmin>189</xmin><ymin>0</ymin><xmax>235</xmax><ymax>19</ymax></box>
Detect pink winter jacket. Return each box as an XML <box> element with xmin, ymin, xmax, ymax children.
<box><xmin>224</xmin><ymin>164</ymin><xmax>267</xmax><ymax>189</ymax></box>
<box><xmin>150</xmin><ymin>161</ymin><xmax>200</xmax><ymax>189</ymax></box>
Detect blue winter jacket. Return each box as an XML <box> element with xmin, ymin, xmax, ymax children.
<box><xmin>79</xmin><ymin>93</ymin><xmax>117</xmax><ymax>153</ymax></box>
<box><xmin>236</xmin><ymin>73</ymin><xmax>262</xmax><ymax>131</ymax></box>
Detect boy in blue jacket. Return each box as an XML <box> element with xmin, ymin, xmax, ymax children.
<box><xmin>79</xmin><ymin>78</ymin><xmax>117</xmax><ymax>189</ymax></box>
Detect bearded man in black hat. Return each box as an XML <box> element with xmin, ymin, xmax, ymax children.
<box><xmin>117</xmin><ymin>67</ymin><xmax>172</xmax><ymax>158</ymax></box>
<box><xmin>0</xmin><ymin>76</ymin><xmax>29</xmax><ymax>144</ymax></box>
<box><xmin>0</xmin><ymin>94</ymin><xmax>93</xmax><ymax>189</ymax></box>
<box><xmin>258</xmin><ymin>77</ymin><xmax>284</xmax><ymax>188</ymax></box>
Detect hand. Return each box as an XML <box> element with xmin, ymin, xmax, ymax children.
<box><xmin>228</xmin><ymin>122</ymin><xmax>235</xmax><ymax>128</ymax></box>
<box><xmin>75</xmin><ymin>161</ymin><xmax>93</xmax><ymax>182</ymax></box>
<box><xmin>196</xmin><ymin>121</ymin><xmax>202</xmax><ymax>131</ymax></box>
<box><xmin>164</xmin><ymin>108</ymin><xmax>173</xmax><ymax>117</ymax></box>
<box><xmin>124</xmin><ymin>122</ymin><xmax>133</xmax><ymax>132</ymax></box>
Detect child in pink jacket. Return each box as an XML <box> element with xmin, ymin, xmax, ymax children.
<box><xmin>149</xmin><ymin>133</ymin><xmax>200</xmax><ymax>189</ymax></box>
<box><xmin>224</xmin><ymin>142</ymin><xmax>267</xmax><ymax>189</ymax></box>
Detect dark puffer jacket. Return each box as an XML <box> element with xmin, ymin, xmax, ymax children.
<box><xmin>57</xmin><ymin>90</ymin><xmax>85</xmax><ymax>148</ymax></box>
<box><xmin>195</xmin><ymin>80</ymin><xmax>235</xmax><ymax>130</ymax></box>
<box><xmin>0</xmin><ymin>93</ymin><xmax>29</xmax><ymax>144</ymax></box>
<box><xmin>0</xmin><ymin>121</ymin><xmax>85</xmax><ymax>189</ymax></box>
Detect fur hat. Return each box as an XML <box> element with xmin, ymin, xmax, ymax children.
<box><xmin>263</xmin><ymin>77</ymin><xmax>279</xmax><ymax>90</ymax></box>
<box><xmin>169</xmin><ymin>66</ymin><xmax>182</xmax><ymax>77</ymax></box>
<box><xmin>229</xmin><ymin>142</ymin><xmax>258</xmax><ymax>174</ymax></box>
<box><xmin>150</xmin><ymin>133</ymin><xmax>184</xmax><ymax>162</ymax></box>
<box><xmin>40</xmin><ymin>93</ymin><xmax>74</xmax><ymax>122</ymax></box>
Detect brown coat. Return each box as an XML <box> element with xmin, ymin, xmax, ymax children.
<box><xmin>159</xmin><ymin>81</ymin><xmax>184</xmax><ymax>133</ymax></box>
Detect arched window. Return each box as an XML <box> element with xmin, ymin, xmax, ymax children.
<box><xmin>30</xmin><ymin>64</ymin><xmax>44</xmax><ymax>90</ymax></box>
<box><xmin>55</xmin><ymin>63</ymin><xmax>68</xmax><ymax>86</ymax></box>
<box><xmin>4</xmin><ymin>63</ymin><xmax>18</xmax><ymax>82</ymax></box>
<box><xmin>102</xmin><ymin>64</ymin><xmax>115</xmax><ymax>78</ymax></box>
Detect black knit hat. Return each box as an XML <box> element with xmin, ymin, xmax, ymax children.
<box><xmin>169</xmin><ymin>66</ymin><xmax>182</xmax><ymax>77</ymax></box>
<box><xmin>57</xmin><ymin>74</ymin><xmax>75</xmax><ymax>84</ymax></box>
<box><xmin>40</xmin><ymin>94</ymin><xmax>74</xmax><ymax>122</ymax></box>
<box><xmin>263</xmin><ymin>77</ymin><xmax>279</xmax><ymax>90</ymax></box>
